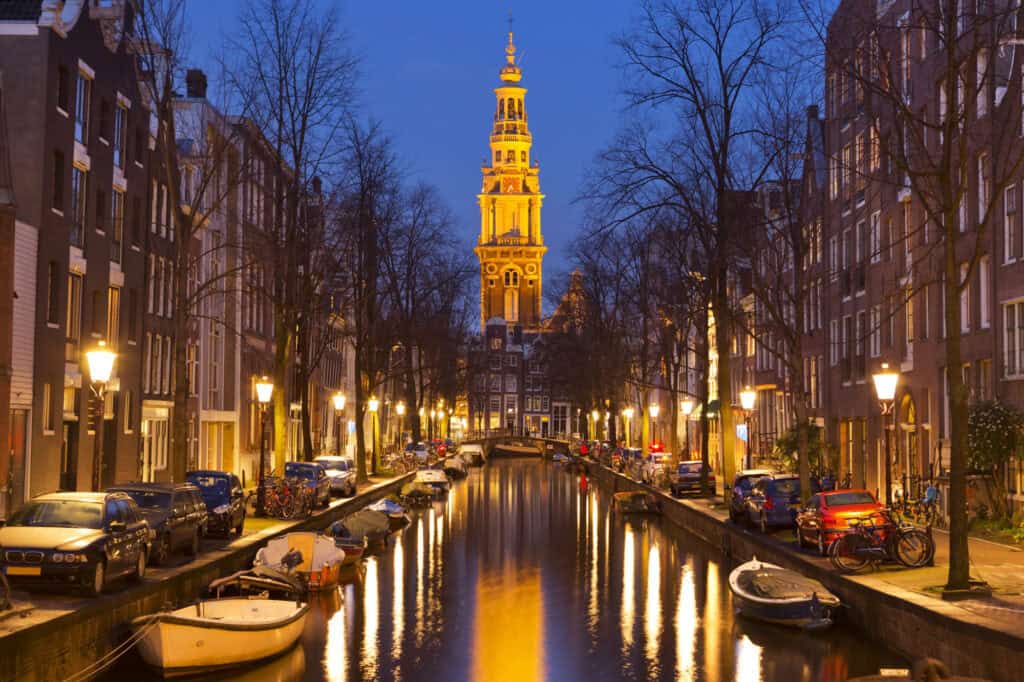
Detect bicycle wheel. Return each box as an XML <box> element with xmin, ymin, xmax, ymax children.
<box><xmin>895</xmin><ymin>528</ymin><xmax>934</xmax><ymax>568</ymax></box>
<box><xmin>829</xmin><ymin>534</ymin><xmax>872</xmax><ymax>573</ymax></box>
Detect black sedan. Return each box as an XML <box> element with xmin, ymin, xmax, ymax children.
<box><xmin>0</xmin><ymin>492</ymin><xmax>150</xmax><ymax>596</ymax></box>
<box><xmin>187</xmin><ymin>470</ymin><xmax>246</xmax><ymax>536</ymax></box>
<box><xmin>107</xmin><ymin>482</ymin><xmax>207</xmax><ymax>565</ymax></box>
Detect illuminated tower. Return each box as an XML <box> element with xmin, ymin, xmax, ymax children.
<box><xmin>475</xmin><ymin>30</ymin><xmax>546</xmax><ymax>333</ymax></box>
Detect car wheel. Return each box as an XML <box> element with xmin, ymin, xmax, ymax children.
<box><xmin>86</xmin><ymin>559</ymin><xmax>106</xmax><ymax>597</ymax></box>
<box><xmin>130</xmin><ymin>549</ymin><xmax>146</xmax><ymax>583</ymax></box>
<box><xmin>235</xmin><ymin>513</ymin><xmax>245</xmax><ymax>536</ymax></box>
<box><xmin>796</xmin><ymin>526</ymin><xmax>806</xmax><ymax>548</ymax></box>
<box><xmin>817</xmin><ymin>531</ymin><xmax>827</xmax><ymax>556</ymax></box>
<box><xmin>153</xmin><ymin>533</ymin><xmax>171</xmax><ymax>565</ymax></box>
<box><xmin>186</xmin><ymin>528</ymin><xmax>200</xmax><ymax>557</ymax></box>
<box><xmin>759</xmin><ymin>513</ymin><xmax>768</xmax><ymax>534</ymax></box>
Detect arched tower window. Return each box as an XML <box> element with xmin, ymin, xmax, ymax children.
<box><xmin>518</xmin><ymin>99</ymin><xmax>524</xmax><ymax>118</ymax></box>
<box><xmin>504</xmin><ymin>288</ymin><xmax>519</xmax><ymax>322</ymax></box>
<box><xmin>507</xmin><ymin>98</ymin><xmax>515</xmax><ymax>119</ymax></box>
<box><xmin>499</xmin><ymin>99</ymin><xmax>505</xmax><ymax>119</ymax></box>
<box><xmin>506</xmin><ymin>150</ymin><xmax>514</xmax><ymax>163</ymax></box>
<box><xmin>495</xmin><ymin>151</ymin><xmax>501</xmax><ymax>163</ymax></box>
<box><xmin>521</xmin><ymin>151</ymin><xmax>526</xmax><ymax>163</ymax></box>
<box><xmin>504</xmin><ymin>270</ymin><xmax>520</xmax><ymax>287</ymax></box>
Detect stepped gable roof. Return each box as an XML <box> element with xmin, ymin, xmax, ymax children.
<box><xmin>0</xmin><ymin>1</ymin><xmax>42</xmax><ymax>21</ymax></box>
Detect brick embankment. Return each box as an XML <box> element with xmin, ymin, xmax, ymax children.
<box><xmin>0</xmin><ymin>472</ymin><xmax>414</xmax><ymax>682</ymax></box>
<box><xmin>587</xmin><ymin>463</ymin><xmax>1024</xmax><ymax>682</ymax></box>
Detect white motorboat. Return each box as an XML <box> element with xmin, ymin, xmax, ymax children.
<box><xmin>130</xmin><ymin>597</ymin><xmax>309</xmax><ymax>677</ymax></box>
<box><xmin>254</xmin><ymin>532</ymin><xmax>347</xmax><ymax>591</ymax></box>
<box><xmin>727</xmin><ymin>556</ymin><xmax>840</xmax><ymax>630</ymax></box>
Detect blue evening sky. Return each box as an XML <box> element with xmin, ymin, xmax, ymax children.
<box><xmin>188</xmin><ymin>1</ymin><xmax>638</xmax><ymax>279</ymax></box>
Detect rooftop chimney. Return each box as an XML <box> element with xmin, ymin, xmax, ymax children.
<box><xmin>185</xmin><ymin>69</ymin><xmax>207</xmax><ymax>100</ymax></box>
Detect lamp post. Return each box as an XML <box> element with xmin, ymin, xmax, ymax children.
<box><xmin>368</xmin><ymin>396</ymin><xmax>380</xmax><ymax>475</ymax></box>
<box><xmin>332</xmin><ymin>392</ymin><xmax>346</xmax><ymax>457</ymax></box>
<box><xmin>419</xmin><ymin>406</ymin><xmax>426</xmax><ymax>440</ymax></box>
<box><xmin>396</xmin><ymin>401</ymin><xmax>406</xmax><ymax>448</ymax></box>
<box><xmin>438</xmin><ymin>409</ymin><xmax>446</xmax><ymax>439</ymax></box>
<box><xmin>85</xmin><ymin>341</ymin><xmax>116</xmax><ymax>491</ymax></box>
<box><xmin>739</xmin><ymin>386</ymin><xmax>757</xmax><ymax>469</ymax></box>
<box><xmin>872</xmin><ymin>363</ymin><xmax>899</xmax><ymax>505</ymax></box>
<box><xmin>590</xmin><ymin>409</ymin><xmax>600</xmax><ymax>440</ymax></box>
<box><xmin>649</xmin><ymin>403</ymin><xmax>660</xmax><ymax>448</ymax></box>
<box><xmin>680</xmin><ymin>398</ymin><xmax>695</xmax><ymax>460</ymax></box>
<box><xmin>622</xmin><ymin>407</ymin><xmax>634</xmax><ymax>448</ymax></box>
<box><xmin>429</xmin><ymin>409</ymin><xmax>436</xmax><ymax>441</ymax></box>
<box><xmin>255</xmin><ymin>377</ymin><xmax>274</xmax><ymax>516</ymax></box>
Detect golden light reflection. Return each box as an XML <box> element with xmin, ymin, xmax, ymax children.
<box><xmin>324</xmin><ymin>587</ymin><xmax>348</xmax><ymax>681</ymax></box>
<box><xmin>472</xmin><ymin>568</ymin><xmax>544</xmax><ymax>682</ymax></box>
<box><xmin>362</xmin><ymin>557</ymin><xmax>379</xmax><ymax>678</ymax></box>
<box><xmin>644</xmin><ymin>543</ymin><xmax>662</xmax><ymax>672</ymax></box>
<box><xmin>392</xmin><ymin>534</ymin><xmax>404</xmax><ymax>662</ymax></box>
<box><xmin>734</xmin><ymin>634</ymin><xmax>763</xmax><ymax>682</ymax></box>
<box><xmin>705</xmin><ymin>561</ymin><xmax>721</xmax><ymax>680</ymax></box>
<box><xmin>621</xmin><ymin>525</ymin><xmax>635</xmax><ymax>651</ymax></box>
<box><xmin>676</xmin><ymin>561</ymin><xmax>697</xmax><ymax>681</ymax></box>
<box><xmin>588</xmin><ymin>493</ymin><xmax>599</xmax><ymax>635</ymax></box>
<box><xmin>416</xmin><ymin>515</ymin><xmax>425</xmax><ymax>645</ymax></box>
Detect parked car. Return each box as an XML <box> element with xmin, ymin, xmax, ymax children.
<box><xmin>726</xmin><ymin>469</ymin><xmax>774</xmax><ymax>522</ymax></box>
<box><xmin>314</xmin><ymin>456</ymin><xmax>357</xmax><ymax>497</ymax></box>
<box><xmin>430</xmin><ymin>438</ymin><xmax>448</xmax><ymax>457</ymax></box>
<box><xmin>0</xmin><ymin>491</ymin><xmax>150</xmax><ymax>596</ymax></box>
<box><xmin>410</xmin><ymin>442</ymin><xmax>430</xmax><ymax>463</ymax></box>
<box><xmin>795</xmin><ymin>489</ymin><xmax>886</xmax><ymax>556</ymax></box>
<box><xmin>108</xmin><ymin>482</ymin><xmax>207</xmax><ymax>565</ymax></box>
<box><xmin>744</xmin><ymin>474</ymin><xmax>813</xmax><ymax>533</ymax></box>
<box><xmin>670</xmin><ymin>460</ymin><xmax>716</xmax><ymax>496</ymax></box>
<box><xmin>186</xmin><ymin>470</ymin><xmax>246</xmax><ymax>537</ymax></box>
<box><xmin>283</xmin><ymin>461</ymin><xmax>332</xmax><ymax>509</ymax></box>
<box><xmin>640</xmin><ymin>453</ymin><xmax>673</xmax><ymax>484</ymax></box>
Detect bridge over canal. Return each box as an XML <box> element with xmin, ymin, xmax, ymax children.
<box><xmin>461</xmin><ymin>431</ymin><xmax>570</xmax><ymax>459</ymax></box>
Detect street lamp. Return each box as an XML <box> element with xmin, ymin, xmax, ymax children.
<box><xmin>649</xmin><ymin>403</ymin><xmax>660</xmax><ymax>447</ymax></box>
<box><xmin>396</xmin><ymin>401</ymin><xmax>406</xmax><ymax>448</ymax></box>
<box><xmin>591</xmin><ymin>409</ymin><xmax>600</xmax><ymax>440</ymax></box>
<box><xmin>332</xmin><ymin>392</ymin><xmax>346</xmax><ymax>456</ymax></box>
<box><xmin>254</xmin><ymin>377</ymin><xmax>273</xmax><ymax>516</ymax></box>
<box><xmin>873</xmin><ymin>362</ymin><xmax>899</xmax><ymax>505</ymax></box>
<box><xmin>680</xmin><ymin>398</ymin><xmax>695</xmax><ymax>459</ymax></box>
<box><xmin>739</xmin><ymin>386</ymin><xmax>757</xmax><ymax>468</ymax></box>
<box><xmin>86</xmin><ymin>341</ymin><xmax>116</xmax><ymax>491</ymax></box>
<box><xmin>622</xmin><ymin>407</ymin><xmax>634</xmax><ymax>448</ymax></box>
<box><xmin>430</xmin><ymin>408</ymin><xmax>437</xmax><ymax>441</ymax></box>
<box><xmin>368</xmin><ymin>396</ymin><xmax>380</xmax><ymax>475</ymax></box>
<box><xmin>438</xmin><ymin>409</ymin><xmax>446</xmax><ymax>439</ymax></box>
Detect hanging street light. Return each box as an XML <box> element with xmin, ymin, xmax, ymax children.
<box><xmin>368</xmin><ymin>395</ymin><xmax>380</xmax><ymax>475</ymax></box>
<box><xmin>680</xmin><ymin>398</ymin><xmax>695</xmax><ymax>460</ymax></box>
<box><xmin>254</xmin><ymin>376</ymin><xmax>274</xmax><ymax>516</ymax></box>
<box><xmin>873</xmin><ymin>362</ymin><xmax>899</xmax><ymax>505</ymax></box>
<box><xmin>85</xmin><ymin>341</ymin><xmax>116</xmax><ymax>491</ymax></box>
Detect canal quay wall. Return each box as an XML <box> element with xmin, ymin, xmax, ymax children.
<box><xmin>587</xmin><ymin>463</ymin><xmax>1023</xmax><ymax>682</ymax></box>
<box><xmin>0</xmin><ymin>473</ymin><xmax>415</xmax><ymax>682</ymax></box>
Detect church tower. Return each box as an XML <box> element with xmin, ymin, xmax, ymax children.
<box><xmin>475</xmin><ymin>30</ymin><xmax>546</xmax><ymax>333</ymax></box>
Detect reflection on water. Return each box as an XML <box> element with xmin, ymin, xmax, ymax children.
<box><xmin>106</xmin><ymin>459</ymin><xmax>904</xmax><ymax>681</ymax></box>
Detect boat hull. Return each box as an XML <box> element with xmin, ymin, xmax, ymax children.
<box><xmin>728</xmin><ymin>559</ymin><xmax>839</xmax><ymax>630</ymax></box>
<box><xmin>131</xmin><ymin>599</ymin><xmax>309</xmax><ymax>676</ymax></box>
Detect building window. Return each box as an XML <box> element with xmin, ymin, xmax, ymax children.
<box><xmin>46</xmin><ymin>262</ymin><xmax>60</xmax><ymax>324</ymax></box>
<box><xmin>829</xmin><ymin>319</ymin><xmax>839</xmax><ymax>365</ymax></box>
<box><xmin>106</xmin><ymin>287</ymin><xmax>120</xmax><ymax>347</ymax></box>
<box><xmin>870</xmin><ymin>211</ymin><xmax>881</xmax><ymax>263</ymax></box>
<box><xmin>505</xmin><ymin>375</ymin><xmax>517</xmax><ymax>392</ymax></box>
<box><xmin>143</xmin><ymin>333</ymin><xmax>152</xmax><ymax>393</ymax></box>
<box><xmin>504</xmin><ymin>270</ymin><xmax>519</xmax><ymax>287</ymax></box>
<box><xmin>65</xmin><ymin>273</ymin><xmax>82</xmax><ymax>362</ymax></box>
<box><xmin>74</xmin><ymin>70</ymin><xmax>91</xmax><ymax>144</ymax></box>
<box><xmin>504</xmin><ymin>288</ymin><xmax>519</xmax><ymax>322</ymax></box>
<box><xmin>960</xmin><ymin>262</ymin><xmax>970</xmax><ymax>333</ymax></box>
<box><xmin>53</xmin><ymin>150</ymin><xmax>65</xmax><ymax>212</ymax></box>
<box><xmin>152</xmin><ymin>334</ymin><xmax>162</xmax><ymax>393</ymax></box>
<box><xmin>70</xmin><ymin>166</ymin><xmax>86</xmax><ymax>247</ymax></box>
<box><xmin>110</xmin><ymin>190</ymin><xmax>124</xmax><ymax>263</ymax></box>
<box><xmin>56</xmin><ymin>65</ymin><xmax>69</xmax><ymax>112</ymax></box>
<box><xmin>1005</xmin><ymin>184</ymin><xmax>1017</xmax><ymax>263</ymax></box>
<box><xmin>163</xmin><ymin>336</ymin><xmax>172</xmax><ymax>395</ymax></box>
<box><xmin>114</xmin><ymin>103</ymin><xmax>127</xmax><ymax>168</ymax></box>
<box><xmin>131</xmin><ymin>195</ymin><xmax>142</xmax><ymax>246</ymax></box>
<box><xmin>187</xmin><ymin>342</ymin><xmax>198</xmax><ymax>396</ymax></box>
<box><xmin>1004</xmin><ymin>300</ymin><xmax>1024</xmax><ymax>377</ymax></box>
<box><xmin>94</xmin><ymin>188</ymin><xmax>106</xmax><ymax>233</ymax></box>
<box><xmin>870</xmin><ymin>305</ymin><xmax>881</xmax><ymax>357</ymax></box>
<box><xmin>42</xmin><ymin>383</ymin><xmax>53</xmax><ymax>433</ymax></box>
<box><xmin>127</xmin><ymin>288</ymin><xmax>138</xmax><ymax>342</ymax></box>
<box><xmin>123</xmin><ymin>389</ymin><xmax>134</xmax><ymax>433</ymax></box>
<box><xmin>980</xmin><ymin>255</ymin><xmax>991</xmax><ymax>329</ymax></box>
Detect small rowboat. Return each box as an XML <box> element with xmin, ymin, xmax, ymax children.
<box><xmin>613</xmin><ymin>491</ymin><xmax>661</xmax><ymax>514</ymax></box>
<box><xmin>728</xmin><ymin>557</ymin><xmax>840</xmax><ymax>630</ymax></box>
<box><xmin>254</xmin><ymin>533</ymin><xmax>346</xmax><ymax>592</ymax></box>
<box><xmin>131</xmin><ymin>598</ymin><xmax>308</xmax><ymax>677</ymax></box>
<box><xmin>367</xmin><ymin>498</ymin><xmax>410</xmax><ymax>531</ymax></box>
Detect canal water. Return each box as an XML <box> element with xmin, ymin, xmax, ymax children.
<box><xmin>108</xmin><ymin>458</ymin><xmax>905</xmax><ymax>681</ymax></box>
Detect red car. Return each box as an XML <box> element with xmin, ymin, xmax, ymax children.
<box><xmin>795</xmin><ymin>489</ymin><xmax>886</xmax><ymax>556</ymax></box>
<box><xmin>431</xmin><ymin>439</ymin><xmax>447</xmax><ymax>456</ymax></box>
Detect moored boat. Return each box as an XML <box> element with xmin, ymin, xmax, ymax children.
<box><xmin>728</xmin><ymin>557</ymin><xmax>840</xmax><ymax>630</ymax></box>
<box><xmin>443</xmin><ymin>454</ymin><xmax>468</xmax><ymax>479</ymax></box>
<box><xmin>367</xmin><ymin>497</ymin><xmax>410</xmax><ymax>531</ymax></box>
<box><xmin>254</xmin><ymin>533</ymin><xmax>346</xmax><ymax>592</ymax></box>
<box><xmin>613</xmin><ymin>491</ymin><xmax>661</xmax><ymax>514</ymax></box>
<box><xmin>414</xmin><ymin>468</ymin><xmax>451</xmax><ymax>497</ymax></box>
<box><xmin>330</xmin><ymin>509</ymin><xmax>391</xmax><ymax>550</ymax></box>
<box><xmin>399</xmin><ymin>481</ymin><xmax>434</xmax><ymax>507</ymax></box>
<box><xmin>130</xmin><ymin>598</ymin><xmax>309</xmax><ymax>677</ymax></box>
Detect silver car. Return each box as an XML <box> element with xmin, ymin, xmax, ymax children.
<box><xmin>313</xmin><ymin>456</ymin><xmax>357</xmax><ymax>497</ymax></box>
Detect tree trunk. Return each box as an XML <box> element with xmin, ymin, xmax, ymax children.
<box><xmin>700</xmin><ymin>315</ymin><xmax>712</xmax><ymax>495</ymax></box>
<box><xmin>715</xmin><ymin>279</ymin><xmax>736</xmax><ymax>505</ymax></box>
<box><xmin>272</xmin><ymin>309</ymin><xmax>291</xmax><ymax>473</ymax></box>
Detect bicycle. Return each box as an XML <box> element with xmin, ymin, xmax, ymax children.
<box><xmin>829</xmin><ymin>511</ymin><xmax>935</xmax><ymax>573</ymax></box>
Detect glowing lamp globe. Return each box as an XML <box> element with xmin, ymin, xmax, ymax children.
<box><xmin>622</xmin><ymin>407</ymin><xmax>634</xmax><ymax>420</ymax></box>
<box><xmin>396</xmin><ymin>401</ymin><xmax>406</xmax><ymax>416</ymax></box>
<box><xmin>873</xmin><ymin>363</ymin><xmax>899</xmax><ymax>403</ymax></box>
<box><xmin>332</xmin><ymin>392</ymin><xmax>347</xmax><ymax>411</ymax></box>
<box><xmin>368</xmin><ymin>396</ymin><xmax>380</xmax><ymax>413</ymax></box>
<box><xmin>255</xmin><ymin>377</ymin><xmax>273</xmax><ymax>404</ymax></box>
<box><xmin>649</xmin><ymin>403</ymin><xmax>660</xmax><ymax>419</ymax></box>
<box><xmin>739</xmin><ymin>387</ymin><xmax>756</xmax><ymax>412</ymax></box>
<box><xmin>680</xmin><ymin>398</ymin><xmax>695</xmax><ymax>416</ymax></box>
<box><xmin>86</xmin><ymin>341</ymin><xmax>116</xmax><ymax>384</ymax></box>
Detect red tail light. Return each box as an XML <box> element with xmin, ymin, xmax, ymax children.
<box><xmin>764</xmin><ymin>497</ymin><xmax>774</xmax><ymax>510</ymax></box>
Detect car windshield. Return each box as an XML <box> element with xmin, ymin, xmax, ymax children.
<box><xmin>772</xmin><ymin>479</ymin><xmax>799</xmax><ymax>496</ymax></box>
<box><xmin>827</xmin><ymin>492</ymin><xmax>876</xmax><ymax>506</ymax></box>
<box><xmin>8</xmin><ymin>500</ymin><xmax>104</xmax><ymax>528</ymax></box>
<box><xmin>317</xmin><ymin>458</ymin><xmax>348</xmax><ymax>471</ymax></box>
<box><xmin>285</xmin><ymin>463</ymin><xmax>315</xmax><ymax>480</ymax></box>
<box><xmin>678</xmin><ymin>462</ymin><xmax>702</xmax><ymax>474</ymax></box>
<box><xmin>188</xmin><ymin>475</ymin><xmax>229</xmax><ymax>502</ymax></box>
<box><xmin>736</xmin><ymin>477</ymin><xmax>761</xmax><ymax>491</ymax></box>
<box><xmin>118</xmin><ymin>490</ymin><xmax>171</xmax><ymax>510</ymax></box>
